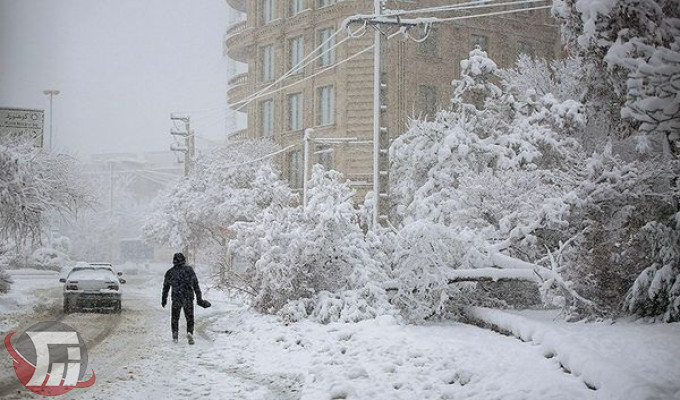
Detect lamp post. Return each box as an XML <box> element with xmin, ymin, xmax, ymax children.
<box><xmin>42</xmin><ymin>90</ymin><xmax>60</xmax><ymax>150</ymax></box>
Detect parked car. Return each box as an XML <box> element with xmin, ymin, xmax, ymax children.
<box><xmin>59</xmin><ymin>263</ymin><xmax>125</xmax><ymax>313</ymax></box>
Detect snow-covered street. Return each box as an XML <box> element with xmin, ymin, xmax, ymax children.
<box><xmin>2</xmin><ymin>0</ymin><xmax>679</xmax><ymax>399</ymax></box>
<box><xmin>2</xmin><ymin>266</ymin><xmax>679</xmax><ymax>400</ymax></box>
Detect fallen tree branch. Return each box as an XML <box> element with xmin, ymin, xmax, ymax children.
<box><xmin>447</xmin><ymin>267</ymin><xmax>539</xmax><ymax>283</ymax></box>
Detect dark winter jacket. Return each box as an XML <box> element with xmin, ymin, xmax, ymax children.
<box><xmin>162</xmin><ymin>260</ymin><xmax>202</xmax><ymax>305</ymax></box>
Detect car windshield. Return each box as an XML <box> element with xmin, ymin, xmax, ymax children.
<box><xmin>68</xmin><ymin>268</ymin><xmax>116</xmax><ymax>281</ymax></box>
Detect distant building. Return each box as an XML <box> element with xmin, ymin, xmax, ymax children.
<box><xmin>71</xmin><ymin>151</ymin><xmax>184</xmax><ymax>262</ymax></box>
<box><xmin>223</xmin><ymin>0</ymin><xmax>560</xmax><ymax>210</ymax></box>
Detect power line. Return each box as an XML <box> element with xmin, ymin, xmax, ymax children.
<box><xmin>230</xmin><ymin>31</ymin><xmax>403</xmax><ymax>112</ymax></box>
<box><xmin>232</xmin><ymin>26</ymin><xmax>353</xmax><ymax>111</ymax></box>
<box><xmin>382</xmin><ymin>0</ymin><xmax>548</xmax><ymax>17</ymax></box>
<box><xmin>420</xmin><ymin>5</ymin><xmax>553</xmax><ymax>23</ymax></box>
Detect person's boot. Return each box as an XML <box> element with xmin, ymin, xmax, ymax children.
<box><xmin>187</xmin><ymin>332</ymin><xmax>195</xmax><ymax>345</ymax></box>
<box><xmin>172</xmin><ymin>332</ymin><xmax>179</xmax><ymax>343</ymax></box>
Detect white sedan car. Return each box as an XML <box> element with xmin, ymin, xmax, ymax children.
<box><xmin>60</xmin><ymin>263</ymin><xmax>125</xmax><ymax>313</ymax></box>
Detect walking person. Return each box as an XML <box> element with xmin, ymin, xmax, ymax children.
<box><xmin>161</xmin><ymin>252</ymin><xmax>204</xmax><ymax>344</ymax></box>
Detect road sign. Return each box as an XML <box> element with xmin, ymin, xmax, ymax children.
<box><xmin>0</xmin><ymin>107</ymin><xmax>44</xmax><ymax>147</ymax></box>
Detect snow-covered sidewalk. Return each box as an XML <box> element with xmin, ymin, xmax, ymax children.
<box><xmin>465</xmin><ymin>307</ymin><xmax>680</xmax><ymax>400</ymax></box>
<box><xmin>198</xmin><ymin>306</ymin><xmax>594</xmax><ymax>400</ymax></box>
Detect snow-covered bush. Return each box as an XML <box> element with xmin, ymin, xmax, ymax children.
<box><xmin>0</xmin><ymin>267</ymin><xmax>10</xmax><ymax>294</ymax></box>
<box><xmin>28</xmin><ymin>247</ymin><xmax>69</xmax><ymax>271</ymax></box>
<box><xmin>231</xmin><ymin>166</ymin><xmax>393</xmax><ymax>322</ymax></box>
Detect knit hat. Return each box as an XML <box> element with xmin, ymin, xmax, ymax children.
<box><xmin>173</xmin><ymin>252</ymin><xmax>186</xmax><ymax>265</ymax></box>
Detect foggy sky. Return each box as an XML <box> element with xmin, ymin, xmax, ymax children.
<box><xmin>0</xmin><ymin>0</ymin><xmax>231</xmax><ymax>157</ymax></box>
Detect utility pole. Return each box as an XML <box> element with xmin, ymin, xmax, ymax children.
<box><xmin>170</xmin><ymin>113</ymin><xmax>195</xmax><ymax>260</ymax></box>
<box><xmin>170</xmin><ymin>113</ymin><xmax>194</xmax><ymax>176</ymax></box>
<box><xmin>372</xmin><ymin>0</ymin><xmax>383</xmax><ymax>230</ymax></box>
<box><xmin>346</xmin><ymin>4</ymin><xmax>427</xmax><ymax>230</ymax></box>
<box><xmin>42</xmin><ymin>89</ymin><xmax>60</xmax><ymax>150</ymax></box>
<box><xmin>303</xmin><ymin>128</ymin><xmax>313</xmax><ymax>209</ymax></box>
<box><xmin>109</xmin><ymin>161</ymin><xmax>115</xmax><ymax>262</ymax></box>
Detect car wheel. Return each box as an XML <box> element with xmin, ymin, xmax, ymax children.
<box><xmin>63</xmin><ymin>299</ymin><xmax>72</xmax><ymax>314</ymax></box>
<box><xmin>114</xmin><ymin>301</ymin><xmax>122</xmax><ymax>314</ymax></box>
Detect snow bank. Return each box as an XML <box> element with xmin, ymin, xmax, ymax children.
<box><xmin>465</xmin><ymin>307</ymin><xmax>680</xmax><ymax>399</ymax></box>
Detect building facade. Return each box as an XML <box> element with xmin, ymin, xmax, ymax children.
<box><xmin>224</xmin><ymin>0</ymin><xmax>560</xmax><ymax>205</ymax></box>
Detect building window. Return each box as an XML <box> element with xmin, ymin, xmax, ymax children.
<box><xmin>417</xmin><ymin>85</ymin><xmax>438</xmax><ymax>118</ymax></box>
<box><xmin>317</xmin><ymin>0</ymin><xmax>335</xmax><ymax>8</ymax></box>
<box><xmin>317</xmin><ymin>85</ymin><xmax>334</xmax><ymax>126</ymax></box>
<box><xmin>288</xmin><ymin>150</ymin><xmax>303</xmax><ymax>188</ymax></box>
<box><xmin>317</xmin><ymin>27</ymin><xmax>335</xmax><ymax>67</ymax></box>
<box><xmin>260</xmin><ymin>99</ymin><xmax>274</xmax><ymax>137</ymax></box>
<box><xmin>288</xmin><ymin>92</ymin><xmax>303</xmax><ymax>131</ymax></box>
<box><xmin>516</xmin><ymin>41</ymin><xmax>535</xmax><ymax>58</ymax></box>
<box><xmin>316</xmin><ymin>144</ymin><xmax>333</xmax><ymax>170</ymax></box>
<box><xmin>471</xmin><ymin>34</ymin><xmax>488</xmax><ymax>51</ymax></box>
<box><xmin>417</xmin><ymin>27</ymin><xmax>438</xmax><ymax>57</ymax></box>
<box><xmin>261</xmin><ymin>0</ymin><xmax>275</xmax><ymax>24</ymax></box>
<box><xmin>289</xmin><ymin>36</ymin><xmax>305</xmax><ymax>74</ymax></box>
<box><xmin>290</xmin><ymin>0</ymin><xmax>304</xmax><ymax>16</ymax></box>
<box><xmin>260</xmin><ymin>45</ymin><xmax>275</xmax><ymax>82</ymax></box>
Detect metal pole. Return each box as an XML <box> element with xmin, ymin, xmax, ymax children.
<box><xmin>109</xmin><ymin>161</ymin><xmax>115</xmax><ymax>262</ymax></box>
<box><xmin>49</xmin><ymin>95</ymin><xmax>53</xmax><ymax>150</ymax></box>
<box><xmin>372</xmin><ymin>0</ymin><xmax>382</xmax><ymax>229</ymax></box>
<box><xmin>303</xmin><ymin>128</ymin><xmax>313</xmax><ymax>209</ymax></box>
<box><xmin>43</xmin><ymin>90</ymin><xmax>60</xmax><ymax>150</ymax></box>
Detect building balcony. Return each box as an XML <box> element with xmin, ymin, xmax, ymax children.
<box><xmin>224</xmin><ymin>0</ymin><xmax>246</xmax><ymax>13</ymax></box>
<box><xmin>223</xmin><ymin>21</ymin><xmax>250</xmax><ymax>62</ymax></box>
<box><xmin>227</xmin><ymin>72</ymin><xmax>249</xmax><ymax>108</ymax></box>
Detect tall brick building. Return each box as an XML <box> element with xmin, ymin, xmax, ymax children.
<box><xmin>223</xmin><ymin>0</ymin><xmax>560</xmax><ymax>205</ymax></box>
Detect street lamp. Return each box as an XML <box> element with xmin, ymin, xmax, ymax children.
<box><xmin>42</xmin><ymin>89</ymin><xmax>60</xmax><ymax>150</ymax></box>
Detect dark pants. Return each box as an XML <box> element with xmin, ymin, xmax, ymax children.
<box><xmin>171</xmin><ymin>299</ymin><xmax>194</xmax><ymax>338</ymax></box>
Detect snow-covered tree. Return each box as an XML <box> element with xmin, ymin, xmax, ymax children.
<box><xmin>0</xmin><ymin>138</ymin><xmax>89</xmax><ymax>293</ymax></box>
<box><xmin>548</xmin><ymin>0</ymin><xmax>680</xmax><ymax>320</ymax></box>
<box><xmin>624</xmin><ymin>216</ymin><xmax>680</xmax><ymax>322</ymax></box>
<box><xmin>563</xmin><ymin>146</ymin><xmax>680</xmax><ymax>319</ymax></box>
<box><xmin>388</xmin><ymin>49</ymin><xmax>589</xmax><ymax>321</ymax></box>
<box><xmin>0</xmin><ymin>242</ymin><xmax>12</xmax><ymax>293</ymax></box>
<box><xmin>0</xmin><ymin>138</ymin><xmax>90</xmax><ymax>248</ymax></box>
<box><xmin>143</xmin><ymin>140</ymin><xmax>288</xmax><ymax>250</ymax></box>
<box><xmin>499</xmin><ymin>55</ymin><xmax>616</xmax><ymax>153</ymax></box>
<box><xmin>230</xmin><ymin>165</ymin><xmax>393</xmax><ymax>322</ymax></box>
<box><xmin>552</xmin><ymin>0</ymin><xmax>680</xmax><ymax>157</ymax></box>
<box><xmin>388</xmin><ymin>47</ymin><xmax>680</xmax><ymax>322</ymax></box>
